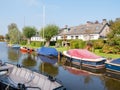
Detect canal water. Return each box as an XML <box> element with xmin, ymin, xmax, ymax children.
<box><xmin>0</xmin><ymin>42</ymin><xmax>120</xmax><ymax>90</ymax></box>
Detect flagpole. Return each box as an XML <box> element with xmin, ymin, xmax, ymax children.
<box><xmin>43</xmin><ymin>5</ymin><xmax>45</xmax><ymax>46</ymax></box>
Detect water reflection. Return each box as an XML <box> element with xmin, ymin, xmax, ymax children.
<box><xmin>8</xmin><ymin>48</ymin><xmax>20</xmax><ymax>62</ymax></box>
<box><xmin>22</xmin><ymin>54</ymin><xmax>37</xmax><ymax>67</ymax></box>
<box><xmin>37</xmin><ymin>55</ymin><xmax>57</xmax><ymax>64</ymax></box>
<box><xmin>1</xmin><ymin>42</ymin><xmax>120</xmax><ymax>90</ymax></box>
<box><xmin>104</xmin><ymin>77</ymin><xmax>120</xmax><ymax>90</ymax></box>
<box><xmin>39</xmin><ymin>62</ymin><xmax>58</xmax><ymax>77</ymax></box>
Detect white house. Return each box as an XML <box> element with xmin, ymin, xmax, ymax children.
<box><xmin>54</xmin><ymin>19</ymin><xmax>110</xmax><ymax>41</ymax></box>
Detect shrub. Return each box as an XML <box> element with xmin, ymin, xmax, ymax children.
<box><xmin>93</xmin><ymin>39</ymin><xmax>105</xmax><ymax>49</ymax></box>
<box><xmin>70</xmin><ymin>39</ymin><xmax>85</xmax><ymax>49</ymax></box>
<box><xmin>102</xmin><ymin>44</ymin><xmax>120</xmax><ymax>54</ymax></box>
<box><xmin>20</xmin><ymin>40</ymin><xmax>27</xmax><ymax>45</ymax></box>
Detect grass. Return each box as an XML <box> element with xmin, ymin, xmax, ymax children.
<box><xmin>94</xmin><ymin>49</ymin><xmax>120</xmax><ymax>59</ymax></box>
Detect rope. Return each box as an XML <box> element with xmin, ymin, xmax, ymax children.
<box><xmin>5</xmin><ymin>84</ymin><xmax>10</xmax><ymax>90</ymax></box>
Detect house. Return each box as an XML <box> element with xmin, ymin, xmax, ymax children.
<box><xmin>31</xmin><ymin>32</ymin><xmax>44</xmax><ymax>41</ymax></box>
<box><xmin>53</xmin><ymin>19</ymin><xmax>110</xmax><ymax>41</ymax></box>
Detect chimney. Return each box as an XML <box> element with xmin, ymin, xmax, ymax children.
<box><xmin>102</xmin><ymin>19</ymin><xmax>107</xmax><ymax>25</ymax></box>
<box><xmin>65</xmin><ymin>25</ymin><xmax>68</xmax><ymax>29</ymax></box>
<box><xmin>86</xmin><ymin>21</ymin><xmax>93</xmax><ymax>26</ymax></box>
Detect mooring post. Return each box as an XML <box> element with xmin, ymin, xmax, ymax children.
<box><xmin>58</xmin><ymin>52</ymin><xmax>61</xmax><ymax>62</ymax></box>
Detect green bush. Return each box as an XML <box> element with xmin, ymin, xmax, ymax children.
<box><xmin>93</xmin><ymin>39</ymin><xmax>105</xmax><ymax>49</ymax></box>
<box><xmin>102</xmin><ymin>44</ymin><xmax>120</xmax><ymax>54</ymax></box>
<box><xmin>20</xmin><ymin>40</ymin><xmax>27</xmax><ymax>45</ymax></box>
<box><xmin>70</xmin><ymin>39</ymin><xmax>85</xmax><ymax>49</ymax></box>
<box><xmin>30</xmin><ymin>41</ymin><xmax>44</xmax><ymax>47</ymax></box>
<box><xmin>56</xmin><ymin>40</ymin><xmax>63</xmax><ymax>46</ymax></box>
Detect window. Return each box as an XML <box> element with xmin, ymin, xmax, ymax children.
<box><xmin>75</xmin><ymin>36</ymin><xmax>78</xmax><ymax>39</ymax></box>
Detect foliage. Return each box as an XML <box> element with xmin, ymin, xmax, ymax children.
<box><xmin>70</xmin><ymin>39</ymin><xmax>85</xmax><ymax>49</ymax></box>
<box><xmin>107</xmin><ymin>20</ymin><xmax>120</xmax><ymax>45</ymax></box>
<box><xmin>20</xmin><ymin>40</ymin><xmax>27</xmax><ymax>45</ymax></box>
<box><xmin>30</xmin><ymin>41</ymin><xmax>43</xmax><ymax>47</ymax></box>
<box><xmin>0</xmin><ymin>35</ymin><xmax>4</xmax><ymax>41</ymax></box>
<box><xmin>39</xmin><ymin>24</ymin><xmax>59</xmax><ymax>46</ymax></box>
<box><xmin>23</xmin><ymin>26</ymin><xmax>36</xmax><ymax>39</ymax></box>
<box><xmin>102</xmin><ymin>44</ymin><xmax>120</xmax><ymax>54</ymax></box>
<box><xmin>23</xmin><ymin>26</ymin><xmax>37</xmax><ymax>44</ymax></box>
<box><xmin>56</xmin><ymin>40</ymin><xmax>63</xmax><ymax>46</ymax></box>
<box><xmin>8</xmin><ymin>23</ymin><xmax>21</xmax><ymax>44</ymax></box>
<box><xmin>93</xmin><ymin>39</ymin><xmax>105</xmax><ymax>49</ymax></box>
<box><xmin>5</xmin><ymin>34</ymin><xmax>10</xmax><ymax>41</ymax></box>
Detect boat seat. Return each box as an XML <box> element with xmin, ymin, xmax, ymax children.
<box><xmin>8</xmin><ymin>65</ymin><xmax>34</xmax><ymax>86</ymax></box>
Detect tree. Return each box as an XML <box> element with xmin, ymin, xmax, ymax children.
<box><xmin>0</xmin><ymin>35</ymin><xmax>4</xmax><ymax>41</ymax></box>
<box><xmin>107</xmin><ymin>20</ymin><xmax>120</xmax><ymax>46</ymax></box>
<box><xmin>23</xmin><ymin>26</ymin><xmax>36</xmax><ymax>44</ymax></box>
<box><xmin>8</xmin><ymin>23</ymin><xmax>21</xmax><ymax>44</ymax></box>
<box><xmin>40</xmin><ymin>24</ymin><xmax>59</xmax><ymax>47</ymax></box>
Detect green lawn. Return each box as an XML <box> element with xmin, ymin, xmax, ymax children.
<box><xmin>94</xmin><ymin>49</ymin><xmax>120</xmax><ymax>59</ymax></box>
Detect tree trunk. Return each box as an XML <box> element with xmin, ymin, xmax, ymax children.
<box><xmin>45</xmin><ymin>40</ymin><xmax>50</xmax><ymax>47</ymax></box>
<box><xmin>27</xmin><ymin>38</ymin><xmax>30</xmax><ymax>45</ymax></box>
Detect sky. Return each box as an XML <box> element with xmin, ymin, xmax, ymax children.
<box><xmin>0</xmin><ymin>0</ymin><xmax>120</xmax><ymax>36</ymax></box>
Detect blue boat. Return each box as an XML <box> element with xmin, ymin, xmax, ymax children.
<box><xmin>105</xmin><ymin>58</ymin><xmax>120</xmax><ymax>72</ymax></box>
<box><xmin>11</xmin><ymin>44</ymin><xmax>20</xmax><ymax>49</ymax></box>
<box><xmin>37</xmin><ymin>47</ymin><xmax>58</xmax><ymax>57</ymax></box>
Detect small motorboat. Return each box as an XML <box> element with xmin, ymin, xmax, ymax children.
<box><xmin>20</xmin><ymin>47</ymin><xmax>34</xmax><ymax>53</ymax></box>
<box><xmin>0</xmin><ymin>63</ymin><xmax>65</xmax><ymax>90</ymax></box>
<box><xmin>11</xmin><ymin>44</ymin><xmax>20</xmax><ymax>49</ymax></box>
<box><xmin>63</xmin><ymin>49</ymin><xmax>106</xmax><ymax>69</ymax></box>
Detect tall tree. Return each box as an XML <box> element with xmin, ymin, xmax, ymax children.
<box><xmin>8</xmin><ymin>23</ymin><xmax>21</xmax><ymax>44</ymax></box>
<box><xmin>40</xmin><ymin>24</ymin><xmax>59</xmax><ymax>47</ymax></box>
<box><xmin>23</xmin><ymin>26</ymin><xmax>36</xmax><ymax>44</ymax></box>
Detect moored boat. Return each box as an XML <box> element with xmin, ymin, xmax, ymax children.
<box><xmin>37</xmin><ymin>47</ymin><xmax>58</xmax><ymax>57</ymax></box>
<box><xmin>63</xmin><ymin>49</ymin><xmax>106</xmax><ymax>69</ymax></box>
<box><xmin>20</xmin><ymin>47</ymin><xmax>34</xmax><ymax>53</ymax></box>
<box><xmin>105</xmin><ymin>58</ymin><xmax>120</xmax><ymax>73</ymax></box>
<box><xmin>0</xmin><ymin>63</ymin><xmax>65</xmax><ymax>90</ymax></box>
<box><xmin>11</xmin><ymin>44</ymin><xmax>20</xmax><ymax>49</ymax></box>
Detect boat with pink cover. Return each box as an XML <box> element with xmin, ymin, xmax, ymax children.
<box><xmin>63</xmin><ymin>49</ymin><xmax>106</xmax><ymax>69</ymax></box>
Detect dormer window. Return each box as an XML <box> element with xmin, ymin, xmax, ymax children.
<box><xmin>96</xmin><ymin>26</ymin><xmax>99</xmax><ymax>30</ymax></box>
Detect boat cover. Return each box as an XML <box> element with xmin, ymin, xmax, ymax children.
<box><xmin>111</xmin><ymin>58</ymin><xmax>120</xmax><ymax>64</ymax></box>
<box><xmin>68</xmin><ymin>49</ymin><xmax>101</xmax><ymax>59</ymax></box>
<box><xmin>37</xmin><ymin>47</ymin><xmax>58</xmax><ymax>57</ymax></box>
